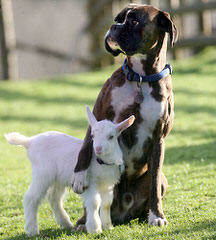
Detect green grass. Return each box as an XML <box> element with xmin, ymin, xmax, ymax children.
<box><xmin>0</xmin><ymin>47</ymin><xmax>216</xmax><ymax>240</ymax></box>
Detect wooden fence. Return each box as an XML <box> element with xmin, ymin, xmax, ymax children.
<box><xmin>0</xmin><ymin>0</ymin><xmax>216</xmax><ymax>80</ymax></box>
<box><xmin>0</xmin><ymin>0</ymin><xmax>18</xmax><ymax>80</ymax></box>
<box><xmin>86</xmin><ymin>0</ymin><xmax>216</xmax><ymax>66</ymax></box>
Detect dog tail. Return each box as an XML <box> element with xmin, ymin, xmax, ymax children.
<box><xmin>4</xmin><ymin>132</ymin><xmax>32</xmax><ymax>149</ymax></box>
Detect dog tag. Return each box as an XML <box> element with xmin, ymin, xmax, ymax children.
<box><xmin>134</xmin><ymin>77</ymin><xmax>144</xmax><ymax>104</ymax></box>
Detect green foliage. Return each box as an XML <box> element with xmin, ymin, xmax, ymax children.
<box><xmin>0</xmin><ymin>48</ymin><xmax>216</xmax><ymax>239</ymax></box>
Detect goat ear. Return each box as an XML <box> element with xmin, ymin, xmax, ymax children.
<box><xmin>117</xmin><ymin>115</ymin><xmax>135</xmax><ymax>134</ymax></box>
<box><xmin>157</xmin><ymin>11</ymin><xmax>178</xmax><ymax>48</ymax></box>
<box><xmin>86</xmin><ymin>106</ymin><xmax>97</xmax><ymax>127</ymax></box>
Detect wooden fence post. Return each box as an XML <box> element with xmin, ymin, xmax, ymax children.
<box><xmin>0</xmin><ymin>8</ymin><xmax>8</xmax><ymax>80</ymax></box>
<box><xmin>169</xmin><ymin>0</ymin><xmax>184</xmax><ymax>59</ymax></box>
<box><xmin>199</xmin><ymin>0</ymin><xmax>212</xmax><ymax>36</ymax></box>
<box><xmin>0</xmin><ymin>0</ymin><xmax>18</xmax><ymax>80</ymax></box>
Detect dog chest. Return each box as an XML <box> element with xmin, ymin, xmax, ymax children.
<box><xmin>111</xmin><ymin>80</ymin><xmax>165</xmax><ymax>130</ymax></box>
<box><xmin>111</xmin><ymin>80</ymin><xmax>166</xmax><ymax>175</ymax></box>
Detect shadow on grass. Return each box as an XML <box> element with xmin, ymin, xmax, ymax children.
<box><xmin>174</xmin><ymin>88</ymin><xmax>216</xmax><ymax>98</ymax></box>
<box><xmin>174</xmin><ymin>57</ymin><xmax>216</xmax><ymax>76</ymax></box>
<box><xmin>4</xmin><ymin>219</ymin><xmax>216</xmax><ymax>240</ymax></box>
<box><xmin>171</xmin><ymin>128</ymin><xmax>216</xmax><ymax>140</ymax></box>
<box><xmin>47</xmin><ymin>77</ymin><xmax>104</xmax><ymax>89</ymax></box>
<box><xmin>170</xmin><ymin>219</ymin><xmax>216</xmax><ymax>239</ymax></box>
<box><xmin>174</xmin><ymin>67</ymin><xmax>202</xmax><ymax>75</ymax></box>
<box><xmin>165</xmin><ymin>140</ymin><xmax>216</xmax><ymax>165</ymax></box>
<box><xmin>4</xmin><ymin>228</ymin><xmax>85</xmax><ymax>240</ymax></box>
<box><xmin>145</xmin><ymin>219</ymin><xmax>216</xmax><ymax>239</ymax></box>
<box><xmin>0</xmin><ymin>88</ymin><xmax>95</xmax><ymax>106</ymax></box>
<box><xmin>1</xmin><ymin>115</ymin><xmax>88</xmax><ymax>129</ymax></box>
<box><xmin>175</xmin><ymin>104</ymin><xmax>216</xmax><ymax>116</ymax></box>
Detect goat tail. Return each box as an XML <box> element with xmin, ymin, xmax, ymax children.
<box><xmin>4</xmin><ymin>132</ymin><xmax>32</xmax><ymax>149</ymax></box>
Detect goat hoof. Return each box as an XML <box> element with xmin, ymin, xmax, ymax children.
<box><xmin>103</xmin><ymin>224</ymin><xmax>113</xmax><ymax>230</ymax></box>
<box><xmin>26</xmin><ymin>228</ymin><xmax>39</xmax><ymax>237</ymax></box>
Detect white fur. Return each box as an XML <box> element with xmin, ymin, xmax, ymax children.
<box><xmin>148</xmin><ymin>210</ymin><xmax>168</xmax><ymax>226</ymax></box>
<box><xmin>83</xmin><ymin>107</ymin><xmax>134</xmax><ymax>233</ymax></box>
<box><xmin>5</xmin><ymin>109</ymin><xmax>134</xmax><ymax>236</ymax></box>
<box><xmin>111</xmin><ymin>77</ymin><xmax>166</xmax><ymax>176</ymax></box>
<box><xmin>130</xmin><ymin>55</ymin><xmax>147</xmax><ymax>76</ymax></box>
<box><xmin>5</xmin><ymin>131</ymin><xmax>82</xmax><ymax>236</ymax></box>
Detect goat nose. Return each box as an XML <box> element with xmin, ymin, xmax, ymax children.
<box><xmin>95</xmin><ymin>146</ymin><xmax>102</xmax><ymax>154</ymax></box>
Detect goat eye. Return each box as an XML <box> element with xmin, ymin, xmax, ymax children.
<box><xmin>108</xmin><ymin>135</ymin><xmax>114</xmax><ymax>140</ymax></box>
<box><xmin>132</xmin><ymin>20</ymin><xmax>139</xmax><ymax>25</ymax></box>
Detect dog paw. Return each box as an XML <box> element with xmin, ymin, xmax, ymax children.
<box><xmin>71</xmin><ymin>170</ymin><xmax>89</xmax><ymax>194</ymax></box>
<box><xmin>103</xmin><ymin>223</ymin><xmax>113</xmax><ymax>230</ymax></box>
<box><xmin>148</xmin><ymin>210</ymin><xmax>168</xmax><ymax>227</ymax></box>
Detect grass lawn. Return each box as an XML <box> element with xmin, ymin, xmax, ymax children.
<box><xmin>0</xmin><ymin>47</ymin><xmax>216</xmax><ymax>240</ymax></box>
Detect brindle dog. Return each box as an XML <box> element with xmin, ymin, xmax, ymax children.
<box><xmin>72</xmin><ymin>4</ymin><xmax>178</xmax><ymax>227</ymax></box>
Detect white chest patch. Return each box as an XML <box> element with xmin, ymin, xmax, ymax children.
<box><xmin>111</xmin><ymin>80</ymin><xmax>136</xmax><ymax>122</ymax></box>
<box><xmin>111</xmin><ymin>80</ymin><xmax>166</xmax><ymax>175</ymax></box>
<box><xmin>140</xmin><ymin>83</ymin><xmax>165</xmax><ymax>130</ymax></box>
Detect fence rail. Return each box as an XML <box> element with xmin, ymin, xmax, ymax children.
<box><xmin>168</xmin><ymin>1</ymin><xmax>216</xmax><ymax>14</ymax></box>
<box><xmin>85</xmin><ymin>0</ymin><xmax>216</xmax><ymax>67</ymax></box>
<box><xmin>175</xmin><ymin>35</ymin><xmax>216</xmax><ymax>48</ymax></box>
<box><xmin>0</xmin><ymin>0</ymin><xmax>216</xmax><ymax>80</ymax></box>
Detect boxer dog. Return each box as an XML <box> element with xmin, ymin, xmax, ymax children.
<box><xmin>72</xmin><ymin>4</ymin><xmax>178</xmax><ymax>227</ymax></box>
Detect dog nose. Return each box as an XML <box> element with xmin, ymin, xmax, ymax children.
<box><xmin>95</xmin><ymin>146</ymin><xmax>102</xmax><ymax>154</ymax></box>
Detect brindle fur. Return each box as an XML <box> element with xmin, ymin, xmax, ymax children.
<box><xmin>74</xmin><ymin>4</ymin><xmax>177</xmax><ymax>225</ymax></box>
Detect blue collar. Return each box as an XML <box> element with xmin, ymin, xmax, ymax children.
<box><xmin>122</xmin><ymin>58</ymin><xmax>172</xmax><ymax>83</ymax></box>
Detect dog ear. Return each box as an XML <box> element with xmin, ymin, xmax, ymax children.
<box><xmin>157</xmin><ymin>11</ymin><xmax>178</xmax><ymax>48</ymax></box>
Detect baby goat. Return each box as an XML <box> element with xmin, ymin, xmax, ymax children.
<box><xmin>5</xmin><ymin>106</ymin><xmax>135</xmax><ymax>236</ymax></box>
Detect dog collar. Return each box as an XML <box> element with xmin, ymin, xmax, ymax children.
<box><xmin>122</xmin><ymin>58</ymin><xmax>172</xmax><ymax>83</ymax></box>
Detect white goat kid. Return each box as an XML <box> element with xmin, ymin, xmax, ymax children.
<box><xmin>5</xmin><ymin>106</ymin><xmax>135</xmax><ymax>236</ymax></box>
<box><xmin>83</xmin><ymin>107</ymin><xmax>135</xmax><ymax>233</ymax></box>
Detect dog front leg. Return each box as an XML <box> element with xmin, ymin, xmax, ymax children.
<box><xmin>148</xmin><ymin>138</ymin><xmax>168</xmax><ymax>226</ymax></box>
<box><xmin>72</xmin><ymin>127</ymin><xmax>92</xmax><ymax>194</ymax></box>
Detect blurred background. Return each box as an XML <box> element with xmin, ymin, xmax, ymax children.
<box><xmin>0</xmin><ymin>0</ymin><xmax>216</xmax><ymax>80</ymax></box>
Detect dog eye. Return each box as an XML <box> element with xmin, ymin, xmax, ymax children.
<box><xmin>108</xmin><ymin>135</ymin><xmax>114</xmax><ymax>140</ymax></box>
<box><xmin>91</xmin><ymin>134</ymin><xmax>94</xmax><ymax>139</ymax></box>
<box><xmin>132</xmin><ymin>20</ymin><xmax>139</xmax><ymax>26</ymax></box>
